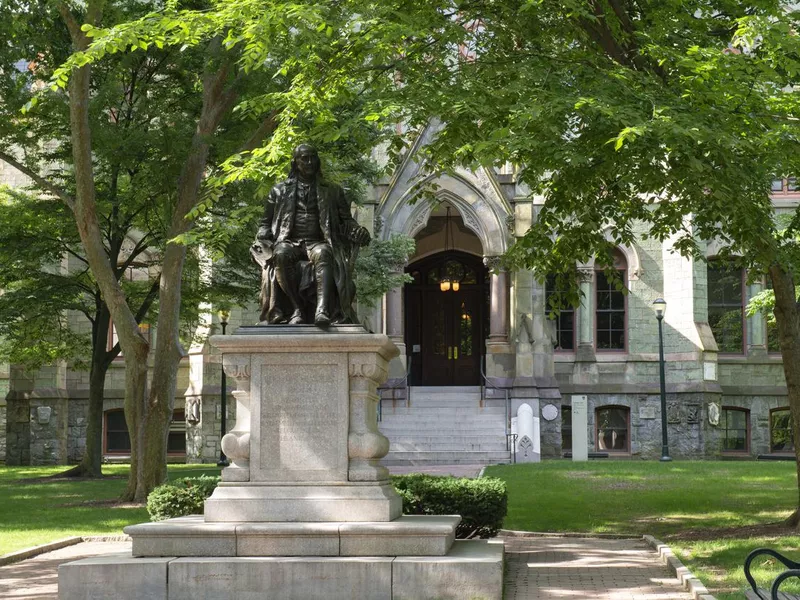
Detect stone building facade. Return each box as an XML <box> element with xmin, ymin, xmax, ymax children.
<box><xmin>1</xmin><ymin>143</ymin><xmax>797</xmax><ymax>465</ymax></box>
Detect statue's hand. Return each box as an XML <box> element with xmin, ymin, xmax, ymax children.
<box><xmin>350</xmin><ymin>226</ymin><xmax>371</xmax><ymax>247</ymax></box>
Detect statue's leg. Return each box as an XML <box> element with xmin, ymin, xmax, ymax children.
<box><xmin>308</xmin><ymin>242</ymin><xmax>335</xmax><ymax>326</ymax></box>
<box><xmin>273</xmin><ymin>242</ymin><xmax>305</xmax><ymax>324</ymax></box>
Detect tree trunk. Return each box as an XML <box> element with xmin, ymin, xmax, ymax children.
<box><xmin>768</xmin><ymin>265</ymin><xmax>800</xmax><ymax>526</ymax></box>
<box><xmin>61</xmin><ymin>5</ymin><xmax>152</xmax><ymax>500</ymax></box>
<box><xmin>61</xmin><ymin>305</ymin><xmax>111</xmax><ymax>477</ymax></box>
<box><xmin>130</xmin><ymin>56</ymin><xmax>238</xmax><ymax>500</ymax></box>
<box><xmin>136</xmin><ymin>244</ymin><xmax>187</xmax><ymax>500</ymax></box>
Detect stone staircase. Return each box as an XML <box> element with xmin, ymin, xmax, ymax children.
<box><xmin>378</xmin><ymin>386</ymin><xmax>512</xmax><ymax>466</ymax></box>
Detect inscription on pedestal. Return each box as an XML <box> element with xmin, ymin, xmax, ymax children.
<box><xmin>252</xmin><ymin>354</ymin><xmax>348</xmax><ymax>483</ymax></box>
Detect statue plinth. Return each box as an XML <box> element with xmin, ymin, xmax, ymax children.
<box><xmin>204</xmin><ymin>326</ymin><xmax>401</xmax><ymax>522</ymax></box>
<box><xmin>59</xmin><ymin>326</ymin><xmax>504</xmax><ymax>600</ymax></box>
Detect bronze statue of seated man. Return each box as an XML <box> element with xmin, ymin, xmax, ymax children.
<box><xmin>251</xmin><ymin>144</ymin><xmax>370</xmax><ymax>326</ymax></box>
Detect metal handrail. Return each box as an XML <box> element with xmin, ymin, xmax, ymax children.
<box><xmin>480</xmin><ymin>356</ymin><xmax>511</xmax><ymax>453</ymax></box>
<box><xmin>378</xmin><ymin>355</ymin><xmax>411</xmax><ymax>422</ymax></box>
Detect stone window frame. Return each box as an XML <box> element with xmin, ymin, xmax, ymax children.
<box><xmin>707</xmin><ymin>260</ymin><xmax>746</xmax><ymax>355</ymax></box>
<box><xmin>595</xmin><ymin>405</ymin><xmax>631</xmax><ymax>454</ymax></box>
<box><xmin>103</xmin><ymin>408</ymin><xmax>131</xmax><ymax>455</ymax></box>
<box><xmin>764</xmin><ymin>278</ymin><xmax>781</xmax><ymax>355</ymax></box>
<box><xmin>561</xmin><ymin>405</ymin><xmax>573</xmax><ymax>451</ymax></box>
<box><xmin>769</xmin><ymin>407</ymin><xmax>794</xmax><ymax>454</ymax></box>
<box><xmin>545</xmin><ymin>274</ymin><xmax>577</xmax><ymax>353</ymax></box>
<box><xmin>770</xmin><ymin>177</ymin><xmax>798</xmax><ymax>195</ymax></box>
<box><xmin>720</xmin><ymin>406</ymin><xmax>750</xmax><ymax>454</ymax></box>
<box><xmin>594</xmin><ymin>249</ymin><xmax>628</xmax><ymax>353</ymax></box>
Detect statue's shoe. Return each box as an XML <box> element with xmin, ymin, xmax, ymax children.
<box><xmin>288</xmin><ymin>310</ymin><xmax>305</xmax><ymax>325</ymax></box>
<box><xmin>314</xmin><ymin>311</ymin><xmax>331</xmax><ymax>327</ymax></box>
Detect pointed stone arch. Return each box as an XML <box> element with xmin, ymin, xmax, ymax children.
<box><xmin>380</xmin><ymin>172</ymin><xmax>511</xmax><ymax>257</ymax></box>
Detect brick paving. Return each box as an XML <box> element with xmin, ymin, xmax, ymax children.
<box><xmin>0</xmin><ymin>536</ymin><xmax>693</xmax><ymax>599</ymax></box>
<box><xmin>503</xmin><ymin>536</ymin><xmax>694</xmax><ymax>599</ymax></box>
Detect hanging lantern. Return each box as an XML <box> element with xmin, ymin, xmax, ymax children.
<box><xmin>440</xmin><ymin>206</ymin><xmax>461</xmax><ymax>292</ymax></box>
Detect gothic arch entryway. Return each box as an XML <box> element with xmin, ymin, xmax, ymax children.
<box><xmin>405</xmin><ymin>251</ymin><xmax>488</xmax><ymax>386</ymax></box>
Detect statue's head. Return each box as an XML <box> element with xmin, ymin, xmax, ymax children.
<box><xmin>289</xmin><ymin>143</ymin><xmax>321</xmax><ymax>181</ymax></box>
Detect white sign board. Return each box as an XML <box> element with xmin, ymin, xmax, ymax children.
<box><xmin>571</xmin><ymin>395</ymin><xmax>588</xmax><ymax>462</ymax></box>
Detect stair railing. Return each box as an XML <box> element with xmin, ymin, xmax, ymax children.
<box><xmin>480</xmin><ymin>356</ymin><xmax>511</xmax><ymax>449</ymax></box>
<box><xmin>378</xmin><ymin>355</ymin><xmax>411</xmax><ymax>423</ymax></box>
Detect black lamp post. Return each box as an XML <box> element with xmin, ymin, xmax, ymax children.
<box><xmin>653</xmin><ymin>298</ymin><xmax>672</xmax><ymax>462</ymax></box>
<box><xmin>217</xmin><ymin>309</ymin><xmax>230</xmax><ymax>467</ymax></box>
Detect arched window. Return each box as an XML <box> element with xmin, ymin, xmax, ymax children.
<box><xmin>595</xmin><ymin>250</ymin><xmax>627</xmax><ymax>351</ymax></box>
<box><xmin>595</xmin><ymin>406</ymin><xmax>630</xmax><ymax>453</ymax></box>
<box><xmin>707</xmin><ymin>261</ymin><xmax>745</xmax><ymax>354</ymax></box>
<box><xmin>770</xmin><ymin>408</ymin><xmax>794</xmax><ymax>453</ymax></box>
<box><xmin>721</xmin><ymin>407</ymin><xmax>749</xmax><ymax>453</ymax></box>
<box><xmin>545</xmin><ymin>275</ymin><xmax>576</xmax><ymax>351</ymax></box>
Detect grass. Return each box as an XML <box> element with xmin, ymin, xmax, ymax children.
<box><xmin>484</xmin><ymin>460</ymin><xmax>800</xmax><ymax>600</ymax></box>
<box><xmin>0</xmin><ymin>464</ymin><xmax>219</xmax><ymax>556</ymax></box>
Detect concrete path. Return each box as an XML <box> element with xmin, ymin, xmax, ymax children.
<box><xmin>1</xmin><ymin>537</ymin><xmax>694</xmax><ymax>599</ymax></box>
<box><xmin>504</xmin><ymin>536</ymin><xmax>694</xmax><ymax>599</ymax></box>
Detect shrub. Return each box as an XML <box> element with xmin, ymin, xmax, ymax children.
<box><xmin>146</xmin><ymin>475</ymin><xmax>220</xmax><ymax>521</ymax></box>
<box><xmin>392</xmin><ymin>474</ymin><xmax>507</xmax><ymax>539</ymax></box>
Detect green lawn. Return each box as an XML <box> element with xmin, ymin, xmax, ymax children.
<box><xmin>484</xmin><ymin>460</ymin><xmax>800</xmax><ymax>600</ymax></box>
<box><xmin>0</xmin><ymin>464</ymin><xmax>219</xmax><ymax>556</ymax></box>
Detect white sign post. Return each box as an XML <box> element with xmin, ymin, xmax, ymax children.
<box><xmin>571</xmin><ymin>395</ymin><xmax>588</xmax><ymax>462</ymax></box>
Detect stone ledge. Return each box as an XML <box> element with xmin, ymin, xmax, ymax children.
<box><xmin>58</xmin><ymin>539</ymin><xmax>503</xmax><ymax>600</ymax></box>
<box><xmin>58</xmin><ymin>553</ymin><xmax>173</xmax><ymax>600</ymax></box>
<box><xmin>643</xmin><ymin>534</ymin><xmax>717</xmax><ymax>600</ymax></box>
<box><xmin>204</xmin><ymin>483</ymin><xmax>403</xmax><ymax>523</ymax></box>
<box><xmin>126</xmin><ymin>515</ymin><xmax>460</xmax><ymax>557</ymax></box>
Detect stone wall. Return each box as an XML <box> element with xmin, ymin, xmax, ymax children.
<box><xmin>5</xmin><ymin>394</ymin><xmax>30</xmax><ymax>465</ymax></box>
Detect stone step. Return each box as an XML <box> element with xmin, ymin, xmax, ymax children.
<box><xmin>409</xmin><ymin>386</ymin><xmax>482</xmax><ymax>394</ymax></box>
<box><xmin>124</xmin><ymin>515</ymin><xmax>460</xmax><ymax>558</ymax></box>
<box><xmin>379</xmin><ymin>407</ymin><xmax>506</xmax><ymax>417</ymax></box>
<box><xmin>402</xmin><ymin>394</ymin><xmax>484</xmax><ymax>403</ymax></box>
<box><xmin>381</xmin><ymin>451</ymin><xmax>511</xmax><ymax>466</ymax></box>
<box><xmin>389</xmin><ymin>442</ymin><xmax>508</xmax><ymax>452</ymax></box>
<box><xmin>59</xmin><ymin>538</ymin><xmax>505</xmax><ymax>600</ymax></box>
<box><xmin>386</xmin><ymin>435</ymin><xmax>507</xmax><ymax>444</ymax></box>
<box><xmin>380</xmin><ymin>427</ymin><xmax>507</xmax><ymax>436</ymax></box>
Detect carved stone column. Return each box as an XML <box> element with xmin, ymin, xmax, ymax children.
<box><xmin>348</xmin><ymin>352</ymin><xmax>391</xmax><ymax>482</ymax></box>
<box><xmin>576</xmin><ymin>267</ymin><xmax>596</xmax><ymax>361</ymax></box>
<box><xmin>219</xmin><ymin>355</ymin><xmax>251</xmax><ymax>482</ymax></box>
<box><xmin>385</xmin><ymin>282</ymin><xmax>404</xmax><ymax>345</ymax></box>
<box><xmin>485</xmin><ymin>256</ymin><xmax>509</xmax><ymax>344</ymax></box>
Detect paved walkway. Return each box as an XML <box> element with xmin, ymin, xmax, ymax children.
<box><xmin>504</xmin><ymin>537</ymin><xmax>694</xmax><ymax>599</ymax></box>
<box><xmin>0</xmin><ymin>537</ymin><xmax>693</xmax><ymax>599</ymax></box>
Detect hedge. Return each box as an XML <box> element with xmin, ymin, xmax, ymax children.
<box><xmin>391</xmin><ymin>474</ymin><xmax>507</xmax><ymax>539</ymax></box>
<box><xmin>147</xmin><ymin>473</ymin><xmax>507</xmax><ymax>539</ymax></box>
<box><xmin>146</xmin><ymin>475</ymin><xmax>220</xmax><ymax>522</ymax></box>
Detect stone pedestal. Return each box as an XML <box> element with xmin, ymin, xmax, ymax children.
<box><xmin>59</xmin><ymin>327</ymin><xmax>503</xmax><ymax>600</ymax></box>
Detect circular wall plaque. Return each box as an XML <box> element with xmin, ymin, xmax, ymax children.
<box><xmin>541</xmin><ymin>403</ymin><xmax>558</xmax><ymax>421</ymax></box>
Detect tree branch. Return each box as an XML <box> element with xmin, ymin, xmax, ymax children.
<box><xmin>0</xmin><ymin>152</ymin><xmax>75</xmax><ymax>210</ymax></box>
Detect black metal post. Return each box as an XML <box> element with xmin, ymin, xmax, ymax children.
<box><xmin>657</xmin><ymin>315</ymin><xmax>672</xmax><ymax>462</ymax></box>
<box><xmin>217</xmin><ymin>320</ymin><xmax>229</xmax><ymax>467</ymax></box>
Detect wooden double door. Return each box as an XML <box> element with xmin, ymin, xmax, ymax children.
<box><xmin>405</xmin><ymin>252</ymin><xmax>487</xmax><ymax>386</ymax></box>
